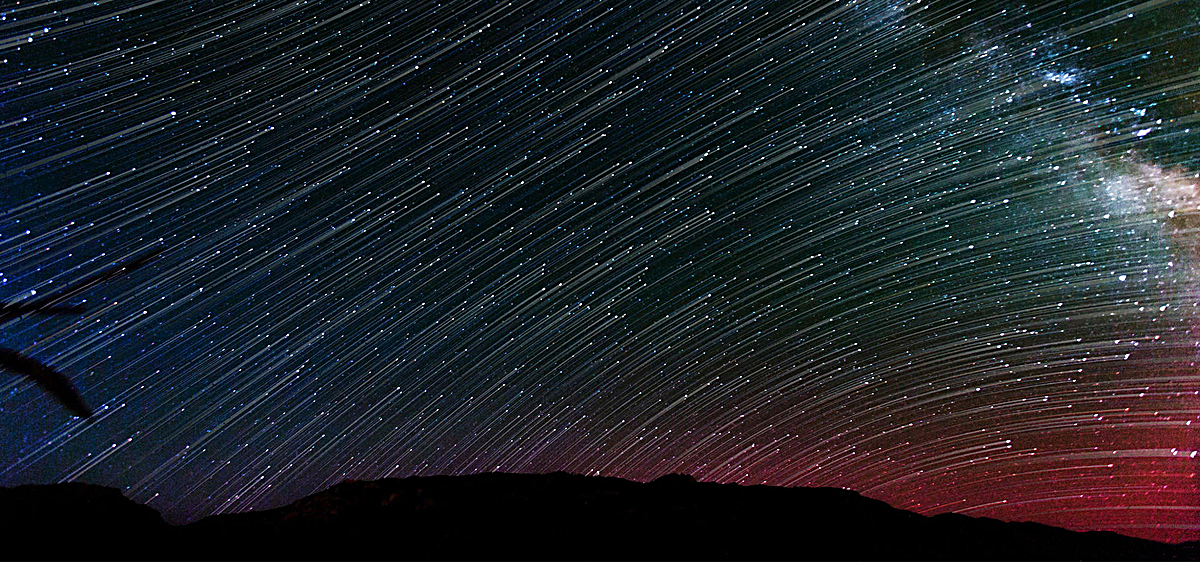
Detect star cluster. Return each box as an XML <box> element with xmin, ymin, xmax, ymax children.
<box><xmin>1</xmin><ymin>0</ymin><xmax>1198</xmax><ymax>542</ymax></box>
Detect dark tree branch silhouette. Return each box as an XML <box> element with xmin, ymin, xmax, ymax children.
<box><xmin>0</xmin><ymin>349</ymin><xmax>92</xmax><ymax>418</ymax></box>
<box><xmin>1</xmin><ymin>247</ymin><xmax>165</xmax><ymax>418</ymax></box>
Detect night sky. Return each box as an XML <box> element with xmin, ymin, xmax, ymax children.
<box><xmin>2</xmin><ymin>0</ymin><xmax>1198</xmax><ymax>543</ymax></box>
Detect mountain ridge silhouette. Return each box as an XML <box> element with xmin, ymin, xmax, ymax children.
<box><xmin>2</xmin><ymin>472</ymin><xmax>1196</xmax><ymax>560</ymax></box>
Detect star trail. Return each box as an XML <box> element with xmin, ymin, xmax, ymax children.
<box><xmin>1</xmin><ymin>0</ymin><xmax>1198</xmax><ymax>542</ymax></box>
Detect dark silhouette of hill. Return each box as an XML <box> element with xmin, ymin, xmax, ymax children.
<box><xmin>0</xmin><ymin>481</ymin><xmax>168</xmax><ymax>557</ymax></box>
<box><xmin>2</xmin><ymin>473</ymin><xmax>1196</xmax><ymax>560</ymax></box>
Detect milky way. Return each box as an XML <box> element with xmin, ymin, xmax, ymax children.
<box><xmin>2</xmin><ymin>0</ymin><xmax>1198</xmax><ymax>542</ymax></box>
